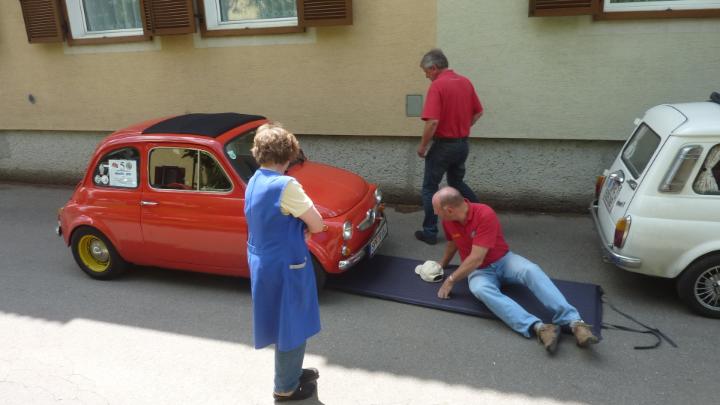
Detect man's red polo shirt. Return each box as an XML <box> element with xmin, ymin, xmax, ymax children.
<box><xmin>442</xmin><ymin>201</ymin><xmax>509</xmax><ymax>268</ymax></box>
<box><xmin>421</xmin><ymin>69</ymin><xmax>483</xmax><ymax>139</ymax></box>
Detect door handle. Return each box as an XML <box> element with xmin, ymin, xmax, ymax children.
<box><xmin>140</xmin><ymin>201</ymin><xmax>159</xmax><ymax>206</ymax></box>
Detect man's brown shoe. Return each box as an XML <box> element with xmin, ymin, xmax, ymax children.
<box><xmin>536</xmin><ymin>324</ymin><xmax>560</xmax><ymax>353</ymax></box>
<box><xmin>572</xmin><ymin>322</ymin><xmax>599</xmax><ymax>347</ymax></box>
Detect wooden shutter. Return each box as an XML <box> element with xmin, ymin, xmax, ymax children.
<box><xmin>142</xmin><ymin>0</ymin><xmax>196</xmax><ymax>36</ymax></box>
<box><xmin>19</xmin><ymin>0</ymin><xmax>64</xmax><ymax>43</ymax></box>
<box><xmin>299</xmin><ymin>0</ymin><xmax>352</xmax><ymax>27</ymax></box>
<box><xmin>529</xmin><ymin>0</ymin><xmax>597</xmax><ymax>17</ymax></box>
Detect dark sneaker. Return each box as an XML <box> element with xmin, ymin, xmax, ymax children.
<box><xmin>572</xmin><ymin>322</ymin><xmax>599</xmax><ymax>347</ymax></box>
<box><xmin>536</xmin><ymin>324</ymin><xmax>560</xmax><ymax>353</ymax></box>
<box><xmin>299</xmin><ymin>368</ymin><xmax>319</xmax><ymax>385</ymax></box>
<box><xmin>273</xmin><ymin>381</ymin><xmax>316</xmax><ymax>402</ymax></box>
<box><xmin>414</xmin><ymin>230</ymin><xmax>437</xmax><ymax>245</ymax></box>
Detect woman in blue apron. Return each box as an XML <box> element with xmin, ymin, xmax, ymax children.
<box><xmin>245</xmin><ymin>123</ymin><xmax>325</xmax><ymax>402</ymax></box>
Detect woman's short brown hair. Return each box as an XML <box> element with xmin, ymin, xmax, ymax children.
<box><xmin>251</xmin><ymin>123</ymin><xmax>300</xmax><ymax>165</ymax></box>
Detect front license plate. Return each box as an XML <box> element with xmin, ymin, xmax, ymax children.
<box><xmin>602</xmin><ymin>180</ymin><xmax>621</xmax><ymax>212</ymax></box>
<box><xmin>367</xmin><ymin>219</ymin><xmax>388</xmax><ymax>258</ymax></box>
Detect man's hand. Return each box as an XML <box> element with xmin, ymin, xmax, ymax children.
<box><xmin>417</xmin><ymin>144</ymin><xmax>428</xmax><ymax>158</ymax></box>
<box><xmin>437</xmin><ymin>277</ymin><xmax>454</xmax><ymax>299</ymax></box>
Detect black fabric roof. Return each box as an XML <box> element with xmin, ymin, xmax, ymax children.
<box><xmin>142</xmin><ymin>113</ymin><xmax>266</xmax><ymax>137</ymax></box>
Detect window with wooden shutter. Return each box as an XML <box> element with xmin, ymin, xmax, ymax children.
<box><xmin>529</xmin><ymin>0</ymin><xmax>598</xmax><ymax>17</ymax></box>
<box><xmin>197</xmin><ymin>0</ymin><xmax>304</xmax><ymax>37</ymax></box>
<box><xmin>19</xmin><ymin>0</ymin><xmax>65</xmax><ymax>43</ymax></box>
<box><xmin>198</xmin><ymin>0</ymin><xmax>352</xmax><ymax>37</ymax></box>
<box><xmin>143</xmin><ymin>0</ymin><xmax>196</xmax><ymax>36</ymax></box>
<box><xmin>299</xmin><ymin>0</ymin><xmax>352</xmax><ymax>26</ymax></box>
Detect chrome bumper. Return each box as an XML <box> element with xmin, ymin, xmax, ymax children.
<box><xmin>589</xmin><ymin>201</ymin><xmax>641</xmax><ymax>269</ymax></box>
<box><xmin>338</xmin><ymin>216</ymin><xmax>387</xmax><ymax>271</ymax></box>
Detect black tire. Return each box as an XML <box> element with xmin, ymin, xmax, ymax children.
<box><xmin>677</xmin><ymin>254</ymin><xmax>720</xmax><ymax>318</ymax></box>
<box><xmin>311</xmin><ymin>255</ymin><xmax>327</xmax><ymax>292</ymax></box>
<box><xmin>70</xmin><ymin>227</ymin><xmax>129</xmax><ymax>280</ymax></box>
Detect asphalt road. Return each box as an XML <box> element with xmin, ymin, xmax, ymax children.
<box><xmin>0</xmin><ymin>182</ymin><xmax>717</xmax><ymax>405</ymax></box>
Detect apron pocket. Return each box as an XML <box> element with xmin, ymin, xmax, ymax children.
<box><xmin>289</xmin><ymin>257</ymin><xmax>307</xmax><ymax>270</ymax></box>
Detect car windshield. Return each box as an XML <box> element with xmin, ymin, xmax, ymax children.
<box><xmin>621</xmin><ymin>124</ymin><xmax>661</xmax><ymax>179</ymax></box>
<box><xmin>224</xmin><ymin>128</ymin><xmax>307</xmax><ymax>182</ymax></box>
<box><xmin>224</xmin><ymin>129</ymin><xmax>260</xmax><ymax>182</ymax></box>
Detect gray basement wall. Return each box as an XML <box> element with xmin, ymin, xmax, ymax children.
<box><xmin>0</xmin><ymin>131</ymin><xmax>621</xmax><ymax>212</ymax></box>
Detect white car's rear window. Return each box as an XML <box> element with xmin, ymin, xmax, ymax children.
<box><xmin>621</xmin><ymin>124</ymin><xmax>661</xmax><ymax>179</ymax></box>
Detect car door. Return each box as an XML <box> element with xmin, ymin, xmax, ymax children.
<box><xmin>597</xmin><ymin>106</ymin><xmax>686</xmax><ymax>243</ymax></box>
<box><xmin>139</xmin><ymin>144</ymin><xmax>248</xmax><ymax>276</ymax></box>
<box><xmin>83</xmin><ymin>145</ymin><xmax>144</xmax><ymax>263</ymax></box>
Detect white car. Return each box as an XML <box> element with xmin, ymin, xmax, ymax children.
<box><xmin>591</xmin><ymin>92</ymin><xmax>720</xmax><ymax>318</ymax></box>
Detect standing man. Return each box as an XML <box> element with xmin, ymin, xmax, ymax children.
<box><xmin>432</xmin><ymin>187</ymin><xmax>599</xmax><ymax>353</ymax></box>
<box><xmin>415</xmin><ymin>48</ymin><xmax>483</xmax><ymax>245</ymax></box>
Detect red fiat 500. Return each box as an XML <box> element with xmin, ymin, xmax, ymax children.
<box><xmin>56</xmin><ymin>113</ymin><xmax>388</xmax><ymax>288</ymax></box>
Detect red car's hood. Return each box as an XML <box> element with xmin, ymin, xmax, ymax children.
<box><xmin>288</xmin><ymin>161</ymin><xmax>369</xmax><ymax>218</ymax></box>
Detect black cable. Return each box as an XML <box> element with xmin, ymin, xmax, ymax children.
<box><xmin>601</xmin><ymin>294</ymin><xmax>678</xmax><ymax>350</ymax></box>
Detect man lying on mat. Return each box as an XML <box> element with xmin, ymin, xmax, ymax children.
<box><xmin>431</xmin><ymin>186</ymin><xmax>599</xmax><ymax>353</ymax></box>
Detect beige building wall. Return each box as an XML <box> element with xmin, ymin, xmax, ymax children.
<box><xmin>0</xmin><ymin>0</ymin><xmax>434</xmax><ymax>135</ymax></box>
<box><xmin>3</xmin><ymin>1</ymin><xmax>718</xmax><ymax>210</ymax></box>
<box><xmin>439</xmin><ymin>0</ymin><xmax>720</xmax><ymax>141</ymax></box>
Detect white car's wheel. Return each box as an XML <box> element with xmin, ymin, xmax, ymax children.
<box><xmin>677</xmin><ymin>254</ymin><xmax>720</xmax><ymax>318</ymax></box>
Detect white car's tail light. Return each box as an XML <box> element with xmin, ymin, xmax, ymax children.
<box><xmin>595</xmin><ymin>175</ymin><xmax>606</xmax><ymax>200</ymax></box>
<box><xmin>613</xmin><ymin>215</ymin><xmax>632</xmax><ymax>248</ymax></box>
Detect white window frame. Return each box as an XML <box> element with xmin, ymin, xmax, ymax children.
<box><xmin>202</xmin><ymin>0</ymin><xmax>298</xmax><ymax>31</ymax></box>
<box><xmin>65</xmin><ymin>0</ymin><xmax>144</xmax><ymax>40</ymax></box>
<box><xmin>604</xmin><ymin>0</ymin><xmax>720</xmax><ymax>12</ymax></box>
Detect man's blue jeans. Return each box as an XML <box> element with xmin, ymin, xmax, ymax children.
<box><xmin>467</xmin><ymin>252</ymin><xmax>581</xmax><ymax>337</ymax></box>
<box><xmin>274</xmin><ymin>342</ymin><xmax>306</xmax><ymax>393</ymax></box>
<box><xmin>422</xmin><ymin>139</ymin><xmax>479</xmax><ymax>237</ymax></box>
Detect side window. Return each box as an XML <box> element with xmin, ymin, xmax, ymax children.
<box><xmin>149</xmin><ymin>147</ymin><xmax>232</xmax><ymax>192</ymax></box>
<box><xmin>693</xmin><ymin>144</ymin><xmax>720</xmax><ymax>194</ymax></box>
<box><xmin>93</xmin><ymin>147</ymin><xmax>140</xmax><ymax>189</ymax></box>
<box><xmin>200</xmin><ymin>151</ymin><xmax>233</xmax><ymax>192</ymax></box>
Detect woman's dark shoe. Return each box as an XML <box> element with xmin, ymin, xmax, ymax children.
<box><xmin>299</xmin><ymin>367</ymin><xmax>319</xmax><ymax>385</ymax></box>
<box><xmin>273</xmin><ymin>381</ymin><xmax>316</xmax><ymax>402</ymax></box>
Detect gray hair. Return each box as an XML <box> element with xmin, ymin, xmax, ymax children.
<box><xmin>420</xmin><ymin>49</ymin><xmax>449</xmax><ymax>70</ymax></box>
<box><xmin>435</xmin><ymin>186</ymin><xmax>464</xmax><ymax>208</ymax></box>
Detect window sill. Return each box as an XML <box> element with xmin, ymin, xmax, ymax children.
<box><xmin>63</xmin><ymin>37</ymin><xmax>161</xmax><ymax>55</ymax></box>
<box><xmin>596</xmin><ymin>8</ymin><xmax>720</xmax><ymax>20</ymax></box>
<box><xmin>200</xmin><ymin>25</ymin><xmax>305</xmax><ymax>38</ymax></box>
<box><xmin>192</xmin><ymin>29</ymin><xmax>316</xmax><ymax>49</ymax></box>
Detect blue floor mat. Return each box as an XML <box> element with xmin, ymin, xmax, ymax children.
<box><xmin>327</xmin><ymin>254</ymin><xmax>603</xmax><ymax>338</ymax></box>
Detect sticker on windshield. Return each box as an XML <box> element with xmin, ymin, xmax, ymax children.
<box><xmin>228</xmin><ymin>150</ymin><xmax>237</xmax><ymax>160</ymax></box>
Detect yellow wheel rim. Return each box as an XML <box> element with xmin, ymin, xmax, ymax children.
<box><xmin>77</xmin><ymin>235</ymin><xmax>111</xmax><ymax>273</ymax></box>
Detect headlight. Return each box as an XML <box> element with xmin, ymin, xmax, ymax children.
<box><xmin>342</xmin><ymin>220</ymin><xmax>353</xmax><ymax>241</ymax></box>
<box><xmin>374</xmin><ymin>189</ymin><xmax>382</xmax><ymax>205</ymax></box>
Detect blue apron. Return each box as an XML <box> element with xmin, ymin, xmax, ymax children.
<box><xmin>244</xmin><ymin>168</ymin><xmax>321</xmax><ymax>351</ymax></box>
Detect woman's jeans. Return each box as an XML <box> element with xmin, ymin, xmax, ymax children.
<box><xmin>274</xmin><ymin>342</ymin><xmax>306</xmax><ymax>392</ymax></box>
<box><xmin>422</xmin><ymin>139</ymin><xmax>479</xmax><ymax>237</ymax></box>
<box><xmin>467</xmin><ymin>252</ymin><xmax>581</xmax><ymax>337</ymax></box>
